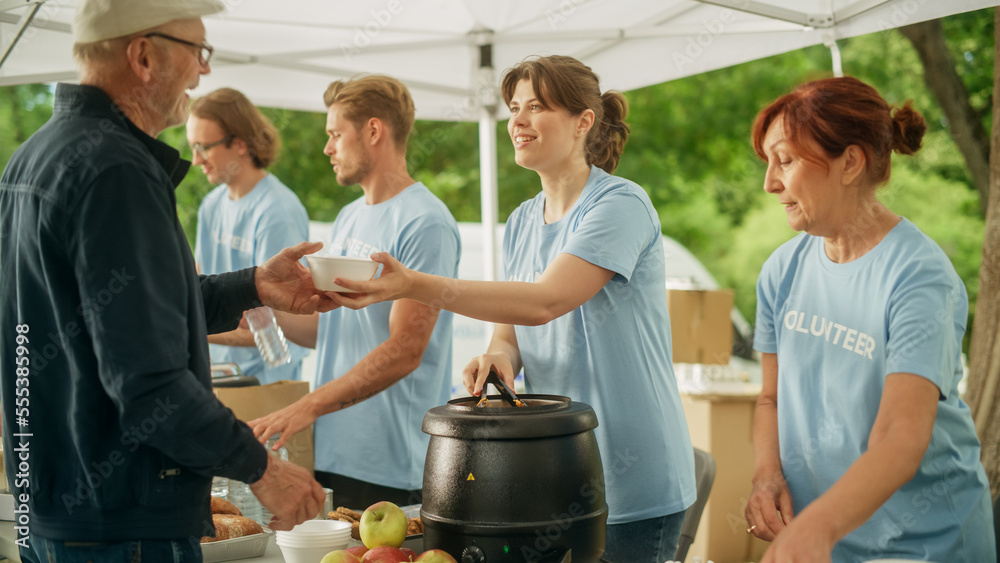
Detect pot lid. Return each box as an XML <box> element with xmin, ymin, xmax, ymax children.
<box><xmin>422</xmin><ymin>394</ymin><xmax>599</xmax><ymax>440</ymax></box>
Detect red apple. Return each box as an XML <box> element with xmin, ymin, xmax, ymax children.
<box><xmin>415</xmin><ymin>550</ymin><xmax>458</xmax><ymax>563</ymax></box>
<box><xmin>400</xmin><ymin>547</ymin><xmax>417</xmax><ymax>560</ymax></box>
<box><xmin>347</xmin><ymin>545</ymin><xmax>370</xmax><ymax>558</ymax></box>
<box><xmin>320</xmin><ymin>550</ymin><xmax>362</xmax><ymax>563</ymax></box>
<box><xmin>362</xmin><ymin>545</ymin><xmax>412</xmax><ymax>562</ymax></box>
<box><xmin>360</xmin><ymin>501</ymin><xmax>408</xmax><ymax>548</ymax></box>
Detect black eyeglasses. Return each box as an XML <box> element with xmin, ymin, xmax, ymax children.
<box><xmin>191</xmin><ymin>135</ymin><xmax>234</xmax><ymax>158</ymax></box>
<box><xmin>144</xmin><ymin>32</ymin><xmax>214</xmax><ymax>66</ymax></box>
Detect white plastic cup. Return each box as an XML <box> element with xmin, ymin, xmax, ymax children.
<box><xmin>275</xmin><ymin>541</ymin><xmax>350</xmax><ymax>563</ymax></box>
<box><xmin>275</xmin><ymin>521</ymin><xmax>351</xmax><ymax>563</ymax></box>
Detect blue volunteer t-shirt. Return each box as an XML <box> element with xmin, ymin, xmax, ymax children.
<box><xmin>754</xmin><ymin>218</ymin><xmax>994</xmax><ymax>562</ymax></box>
<box><xmin>195</xmin><ymin>173</ymin><xmax>311</xmax><ymax>384</ymax></box>
<box><xmin>504</xmin><ymin>165</ymin><xmax>696</xmax><ymax>524</ymax></box>
<box><xmin>314</xmin><ymin>183</ymin><xmax>460</xmax><ymax>491</ymax></box>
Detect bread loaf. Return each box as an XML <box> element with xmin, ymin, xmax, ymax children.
<box><xmin>200</xmin><ymin>514</ymin><xmax>263</xmax><ymax>543</ymax></box>
<box><xmin>210</xmin><ymin>497</ymin><xmax>242</xmax><ymax>516</ymax></box>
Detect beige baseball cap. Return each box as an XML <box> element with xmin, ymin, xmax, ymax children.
<box><xmin>73</xmin><ymin>0</ymin><xmax>226</xmax><ymax>43</ymax></box>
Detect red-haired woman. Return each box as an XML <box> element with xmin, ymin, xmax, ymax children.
<box><xmin>745</xmin><ymin>76</ymin><xmax>994</xmax><ymax>562</ymax></box>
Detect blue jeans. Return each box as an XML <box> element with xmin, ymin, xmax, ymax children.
<box><xmin>604</xmin><ymin>510</ymin><xmax>686</xmax><ymax>563</ymax></box>
<box><xmin>20</xmin><ymin>535</ymin><xmax>202</xmax><ymax>563</ymax></box>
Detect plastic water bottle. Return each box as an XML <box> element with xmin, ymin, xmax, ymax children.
<box><xmin>245</xmin><ymin>306</ymin><xmax>291</xmax><ymax>368</ymax></box>
<box><xmin>257</xmin><ymin>435</ymin><xmax>289</xmax><ymax>527</ymax></box>
<box><xmin>228</xmin><ymin>479</ymin><xmax>262</xmax><ymax>524</ymax></box>
<box><xmin>211</xmin><ymin>476</ymin><xmax>229</xmax><ymax>498</ymax></box>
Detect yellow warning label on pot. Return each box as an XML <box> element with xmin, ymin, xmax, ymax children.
<box><xmin>467</xmin><ymin>473</ymin><xmax>475</xmax><ymax>481</ymax></box>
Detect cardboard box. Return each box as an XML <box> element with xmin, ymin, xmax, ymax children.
<box><xmin>667</xmin><ymin>289</ymin><xmax>734</xmax><ymax>365</ymax></box>
<box><xmin>214</xmin><ymin>380</ymin><xmax>314</xmax><ymax>473</ymax></box>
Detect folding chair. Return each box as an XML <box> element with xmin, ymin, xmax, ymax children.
<box><xmin>674</xmin><ymin>447</ymin><xmax>717</xmax><ymax>562</ymax></box>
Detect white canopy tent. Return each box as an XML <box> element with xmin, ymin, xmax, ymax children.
<box><xmin>1</xmin><ymin>0</ymin><xmax>996</xmax><ymax>279</ymax></box>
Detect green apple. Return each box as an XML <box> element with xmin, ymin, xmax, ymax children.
<box><xmin>320</xmin><ymin>550</ymin><xmax>361</xmax><ymax>563</ymax></box>
<box><xmin>359</xmin><ymin>501</ymin><xmax>408</xmax><ymax>548</ymax></box>
<box><xmin>414</xmin><ymin>550</ymin><xmax>458</xmax><ymax>563</ymax></box>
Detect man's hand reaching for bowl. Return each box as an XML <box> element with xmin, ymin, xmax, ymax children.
<box><xmin>256</xmin><ymin>241</ymin><xmax>339</xmax><ymax>314</ymax></box>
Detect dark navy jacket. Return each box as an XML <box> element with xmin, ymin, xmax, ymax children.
<box><xmin>0</xmin><ymin>83</ymin><xmax>268</xmax><ymax>541</ymax></box>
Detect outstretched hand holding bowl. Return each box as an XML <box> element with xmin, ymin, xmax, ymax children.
<box><xmin>327</xmin><ymin>252</ymin><xmax>414</xmax><ymax>309</ymax></box>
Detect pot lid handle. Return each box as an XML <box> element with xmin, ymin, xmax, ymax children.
<box><xmin>476</xmin><ymin>368</ymin><xmax>525</xmax><ymax>408</ymax></box>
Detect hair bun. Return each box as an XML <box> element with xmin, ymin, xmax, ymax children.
<box><xmin>588</xmin><ymin>91</ymin><xmax>630</xmax><ymax>173</ymax></box>
<box><xmin>891</xmin><ymin>101</ymin><xmax>926</xmax><ymax>155</ymax></box>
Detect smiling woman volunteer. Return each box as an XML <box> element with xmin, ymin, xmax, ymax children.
<box><xmin>744</xmin><ymin>76</ymin><xmax>994</xmax><ymax>563</ymax></box>
<box><xmin>331</xmin><ymin>55</ymin><xmax>695</xmax><ymax>562</ymax></box>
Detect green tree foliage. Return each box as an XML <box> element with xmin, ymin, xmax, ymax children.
<box><xmin>943</xmin><ymin>11</ymin><xmax>994</xmax><ymax>137</ymax></box>
<box><xmin>0</xmin><ymin>84</ymin><xmax>54</xmax><ymax>168</ymax></box>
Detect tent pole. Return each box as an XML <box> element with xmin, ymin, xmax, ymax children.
<box><xmin>824</xmin><ymin>34</ymin><xmax>844</xmax><ymax>77</ymax></box>
<box><xmin>475</xmin><ymin>35</ymin><xmax>500</xmax><ymax>349</ymax></box>
<box><xmin>0</xmin><ymin>1</ymin><xmax>42</xmax><ymax>71</ymax></box>
<box><xmin>479</xmin><ymin>106</ymin><xmax>499</xmax><ymax>281</ymax></box>
<box><xmin>475</xmin><ymin>37</ymin><xmax>499</xmax><ymax>284</ymax></box>
<box><xmin>478</xmin><ymin>104</ymin><xmax>499</xmax><ymax>350</ymax></box>
<box><xmin>479</xmin><ymin>104</ymin><xmax>497</xmax><ymax>280</ymax></box>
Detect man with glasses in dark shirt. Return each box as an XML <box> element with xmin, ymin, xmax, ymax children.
<box><xmin>0</xmin><ymin>1</ymin><xmax>329</xmax><ymax>560</ymax></box>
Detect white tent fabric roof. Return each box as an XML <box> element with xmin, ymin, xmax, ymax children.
<box><xmin>1</xmin><ymin>0</ymin><xmax>996</xmax><ymax>120</ymax></box>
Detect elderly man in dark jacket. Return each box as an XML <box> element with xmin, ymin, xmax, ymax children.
<box><xmin>0</xmin><ymin>0</ymin><xmax>331</xmax><ymax>560</ymax></box>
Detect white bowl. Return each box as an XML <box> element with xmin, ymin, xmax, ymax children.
<box><xmin>276</xmin><ymin>540</ymin><xmax>350</xmax><ymax>563</ymax></box>
<box><xmin>281</xmin><ymin>519</ymin><xmax>352</xmax><ymax>535</ymax></box>
<box><xmin>275</xmin><ymin>532</ymin><xmax>351</xmax><ymax>542</ymax></box>
<box><xmin>305</xmin><ymin>255</ymin><xmax>378</xmax><ymax>293</ymax></box>
<box><xmin>276</xmin><ymin>530</ymin><xmax>351</xmax><ymax>541</ymax></box>
<box><xmin>275</xmin><ymin>534</ymin><xmax>349</xmax><ymax>547</ymax></box>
